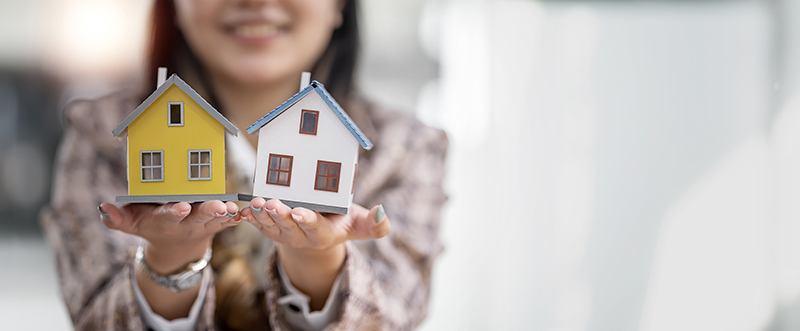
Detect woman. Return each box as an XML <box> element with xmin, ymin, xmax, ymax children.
<box><xmin>40</xmin><ymin>0</ymin><xmax>448</xmax><ymax>330</ymax></box>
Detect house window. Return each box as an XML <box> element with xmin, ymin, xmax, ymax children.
<box><xmin>267</xmin><ymin>154</ymin><xmax>293</xmax><ymax>186</ymax></box>
<box><xmin>168</xmin><ymin>102</ymin><xmax>184</xmax><ymax>126</ymax></box>
<box><xmin>299</xmin><ymin>110</ymin><xmax>319</xmax><ymax>135</ymax></box>
<box><xmin>141</xmin><ymin>151</ymin><xmax>164</xmax><ymax>182</ymax></box>
<box><xmin>315</xmin><ymin>161</ymin><xmax>341</xmax><ymax>192</ymax></box>
<box><xmin>188</xmin><ymin>150</ymin><xmax>211</xmax><ymax>180</ymax></box>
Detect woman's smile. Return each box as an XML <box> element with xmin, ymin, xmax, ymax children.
<box><xmin>221</xmin><ymin>11</ymin><xmax>290</xmax><ymax>47</ymax></box>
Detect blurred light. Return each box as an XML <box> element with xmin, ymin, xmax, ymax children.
<box><xmin>52</xmin><ymin>0</ymin><xmax>125</xmax><ymax>73</ymax></box>
<box><xmin>63</xmin><ymin>1</ymin><xmax>122</xmax><ymax>58</ymax></box>
<box><xmin>43</xmin><ymin>0</ymin><xmax>151</xmax><ymax>81</ymax></box>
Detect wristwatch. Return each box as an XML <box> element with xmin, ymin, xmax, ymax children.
<box><xmin>135</xmin><ymin>242</ymin><xmax>212</xmax><ymax>292</ymax></box>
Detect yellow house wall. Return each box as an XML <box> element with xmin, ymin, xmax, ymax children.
<box><xmin>127</xmin><ymin>85</ymin><xmax>226</xmax><ymax>195</ymax></box>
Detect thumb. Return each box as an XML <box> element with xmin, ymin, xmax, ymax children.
<box><xmin>359</xmin><ymin>204</ymin><xmax>391</xmax><ymax>239</ymax></box>
<box><xmin>98</xmin><ymin>202</ymin><xmax>129</xmax><ymax>232</ymax></box>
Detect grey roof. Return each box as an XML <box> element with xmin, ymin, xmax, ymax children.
<box><xmin>112</xmin><ymin>74</ymin><xmax>238</xmax><ymax>137</ymax></box>
<box><xmin>246</xmin><ymin>81</ymin><xmax>373</xmax><ymax>150</ymax></box>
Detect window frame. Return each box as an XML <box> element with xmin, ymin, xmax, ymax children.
<box><xmin>299</xmin><ymin>109</ymin><xmax>319</xmax><ymax>135</ymax></box>
<box><xmin>187</xmin><ymin>150</ymin><xmax>212</xmax><ymax>181</ymax></box>
<box><xmin>314</xmin><ymin>160</ymin><xmax>341</xmax><ymax>193</ymax></box>
<box><xmin>168</xmin><ymin>101</ymin><xmax>184</xmax><ymax>127</ymax></box>
<box><xmin>266</xmin><ymin>153</ymin><xmax>294</xmax><ymax>187</ymax></box>
<box><xmin>140</xmin><ymin>150</ymin><xmax>165</xmax><ymax>182</ymax></box>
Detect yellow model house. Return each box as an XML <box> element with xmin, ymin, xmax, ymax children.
<box><xmin>112</xmin><ymin>71</ymin><xmax>248</xmax><ymax>203</ymax></box>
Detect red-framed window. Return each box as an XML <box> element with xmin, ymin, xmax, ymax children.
<box><xmin>267</xmin><ymin>154</ymin><xmax>293</xmax><ymax>186</ymax></box>
<box><xmin>299</xmin><ymin>110</ymin><xmax>319</xmax><ymax>135</ymax></box>
<box><xmin>315</xmin><ymin>161</ymin><xmax>341</xmax><ymax>192</ymax></box>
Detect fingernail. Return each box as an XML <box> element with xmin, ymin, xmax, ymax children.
<box><xmin>98</xmin><ymin>205</ymin><xmax>110</xmax><ymax>220</ymax></box>
<box><xmin>291</xmin><ymin>213</ymin><xmax>303</xmax><ymax>223</ymax></box>
<box><xmin>215</xmin><ymin>211</ymin><xmax>227</xmax><ymax>217</ymax></box>
<box><xmin>225</xmin><ymin>210</ymin><xmax>238</xmax><ymax>218</ymax></box>
<box><xmin>176</xmin><ymin>207</ymin><xmax>190</xmax><ymax>217</ymax></box>
<box><xmin>375</xmin><ymin>204</ymin><xmax>386</xmax><ymax>224</ymax></box>
<box><xmin>251</xmin><ymin>206</ymin><xmax>263</xmax><ymax>214</ymax></box>
<box><xmin>265</xmin><ymin>209</ymin><xmax>278</xmax><ymax>218</ymax></box>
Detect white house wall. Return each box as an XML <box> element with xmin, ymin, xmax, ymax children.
<box><xmin>253</xmin><ymin>91</ymin><xmax>359</xmax><ymax>209</ymax></box>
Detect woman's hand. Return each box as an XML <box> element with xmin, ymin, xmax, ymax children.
<box><xmin>98</xmin><ymin>201</ymin><xmax>241</xmax><ymax>272</ymax></box>
<box><xmin>239</xmin><ymin>197</ymin><xmax>390</xmax><ymax>310</ymax></box>
<box><xmin>97</xmin><ymin>200</ymin><xmax>241</xmax><ymax>319</ymax></box>
<box><xmin>240</xmin><ymin>197</ymin><xmax>390</xmax><ymax>251</ymax></box>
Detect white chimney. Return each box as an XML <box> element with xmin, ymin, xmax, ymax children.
<box><xmin>157</xmin><ymin>67</ymin><xmax>167</xmax><ymax>89</ymax></box>
<box><xmin>300</xmin><ymin>71</ymin><xmax>311</xmax><ymax>91</ymax></box>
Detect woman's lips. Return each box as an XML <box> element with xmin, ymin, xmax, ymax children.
<box><xmin>227</xmin><ymin>23</ymin><xmax>285</xmax><ymax>45</ymax></box>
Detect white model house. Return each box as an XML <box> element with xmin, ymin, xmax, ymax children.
<box><xmin>247</xmin><ymin>75</ymin><xmax>373</xmax><ymax>214</ymax></box>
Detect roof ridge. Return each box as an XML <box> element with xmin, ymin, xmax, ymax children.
<box><xmin>112</xmin><ymin>74</ymin><xmax>238</xmax><ymax>137</ymax></box>
<box><xmin>246</xmin><ymin>81</ymin><xmax>373</xmax><ymax>150</ymax></box>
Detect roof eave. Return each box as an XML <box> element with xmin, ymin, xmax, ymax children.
<box><xmin>112</xmin><ymin>74</ymin><xmax>239</xmax><ymax>137</ymax></box>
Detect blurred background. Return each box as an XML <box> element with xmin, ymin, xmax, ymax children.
<box><xmin>2</xmin><ymin>0</ymin><xmax>800</xmax><ymax>330</ymax></box>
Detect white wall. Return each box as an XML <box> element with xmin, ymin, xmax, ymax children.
<box><xmin>421</xmin><ymin>1</ymin><xmax>776</xmax><ymax>330</ymax></box>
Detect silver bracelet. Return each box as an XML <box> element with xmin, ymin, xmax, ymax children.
<box><xmin>134</xmin><ymin>242</ymin><xmax>212</xmax><ymax>292</ymax></box>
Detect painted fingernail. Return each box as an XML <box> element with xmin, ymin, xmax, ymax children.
<box><xmin>375</xmin><ymin>204</ymin><xmax>386</xmax><ymax>224</ymax></box>
<box><xmin>291</xmin><ymin>213</ymin><xmax>303</xmax><ymax>223</ymax></box>
<box><xmin>225</xmin><ymin>210</ymin><xmax>238</xmax><ymax>218</ymax></box>
<box><xmin>98</xmin><ymin>205</ymin><xmax>110</xmax><ymax>220</ymax></box>
<box><xmin>251</xmin><ymin>206</ymin><xmax>263</xmax><ymax>214</ymax></box>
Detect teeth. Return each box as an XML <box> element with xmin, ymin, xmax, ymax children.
<box><xmin>235</xmin><ymin>24</ymin><xmax>278</xmax><ymax>37</ymax></box>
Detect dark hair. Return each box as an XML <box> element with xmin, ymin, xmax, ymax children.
<box><xmin>145</xmin><ymin>0</ymin><xmax>360</xmax><ymax>102</ymax></box>
<box><xmin>144</xmin><ymin>1</ymin><xmax>361</xmax><ymax>329</ymax></box>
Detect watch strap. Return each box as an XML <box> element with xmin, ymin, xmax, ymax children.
<box><xmin>135</xmin><ymin>242</ymin><xmax>212</xmax><ymax>292</ymax></box>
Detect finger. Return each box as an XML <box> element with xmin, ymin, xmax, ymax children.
<box><xmin>241</xmin><ymin>197</ymin><xmax>280</xmax><ymax>237</ymax></box>
<box><xmin>221</xmin><ymin>201</ymin><xmax>244</xmax><ymax>225</ymax></box>
<box><xmin>204</xmin><ymin>201</ymin><xmax>239</xmax><ymax>229</ymax></box>
<box><xmin>152</xmin><ymin>202</ymin><xmax>191</xmax><ymax>225</ymax></box>
<box><xmin>98</xmin><ymin>202</ymin><xmax>129</xmax><ymax>232</ymax></box>
<box><xmin>264</xmin><ymin>199</ymin><xmax>300</xmax><ymax>233</ymax></box>
<box><xmin>291</xmin><ymin>207</ymin><xmax>320</xmax><ymax>233</ymax></box>
<box><xmin>350</xmin><ymin>204</ymin><xmax>391</xmax><ymax>240</ymax></box>
<box><xmin>292</xmin><ymin>208</ymin><xmax>335</xmax><ymax>248</ymax></box>
<box><xmin>100</xmin><ymin>202</ymin><xmax>158</xmax><ymax>233</ymax></box>
<box><xmin>241</xmin><ymin>197</ymin><xmax>272</xmax><ymax>225</ymax></box>
<box><xmin>188</xmin><ymin>200</ymin><xmax>228</xmax><ymax>225</ymax></box>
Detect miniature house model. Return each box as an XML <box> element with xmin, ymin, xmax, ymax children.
<box><xmin>112</xmin><ymin>68</ymin><xmax>249</xmax><ymax>203</ymax></box>
<box><xmin>247</xmin><ymin>74</ymin><xmax>373</xmax><ymax>214</ymax></box>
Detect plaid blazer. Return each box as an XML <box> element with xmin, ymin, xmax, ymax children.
<box><xmin>40</xmin><ymin>91</ymin><xmax>448</xmax><ymax>330</ymax></box>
